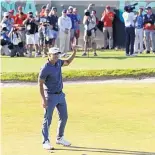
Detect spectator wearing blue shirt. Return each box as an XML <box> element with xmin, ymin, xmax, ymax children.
<box><xmin>73</xmin><ymin>8</ymin><xmax>81</xmax><ymax>45</ymax></box>
<box><xmin>38</xmin><ymin>46</ymin><xmax>78</xmax><ymax>150</ymax></box>
<box><xmin>134</xmin><ymin>8</ymin><xmax>144</xmax><ymax>54</ymax></box>
<box><xmin>0</xmin><ymin>23</ymin><xmax>11</xmax><ymax>56</ymax></box>
<box><xmin>1</xmin><ymin>12</ymin><xmax>14</xmax><ymax>32</ymax></box>
<box><xmin>67</xmin><ymin>6</ymin><xmax>78</xmax><ymax>48</ymax></box>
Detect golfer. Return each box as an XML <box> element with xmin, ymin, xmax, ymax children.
<box><xmin>38</xmin><ymin>45</ymin><xmax>78</xmax><ymax>150</ymax></box>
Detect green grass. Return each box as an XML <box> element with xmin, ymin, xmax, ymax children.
<box><xmin>2</xmin><ymin>83</ymin><xmax>155</xmax><ymax>155</ymax></box>
<box><xmin>1</xmin><ymin>68</ymin><xmax>155</xmax><ymax>82</ymax></box>
<box><xmin>1</xmin><ymin>51</ymin><xmax>155</xmax><ymax>81</ymax></box>
<box><xmin>1</xmin><ymin>51</ymin><xmax>155</xmax><ymax>72</ymax></box>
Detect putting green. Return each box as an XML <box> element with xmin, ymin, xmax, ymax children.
<box><xmin>1</xmin><ymin>83</ymin><xmax>155</xmax><ymax>155</ymax></box>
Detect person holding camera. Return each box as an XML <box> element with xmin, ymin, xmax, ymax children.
<box><xmin>122</xmin><ymin>6</ymin><xmax>136</xmax><ymax>56</ymax></box>
<box><xmin>0</xmin><ymin>24</ymin><xmax>11</xmax><ymax>56</ymax></box>
<box><xmin>23</xmin><ymin>12</ymin><xmax>40</xmax><ymax>57</ymax></box>
<box><xmin>39</xmin><ymin>8</ymin><xmax>53</xmax><ymax>57</ymax></box>
<box><xmin>101</xmin><ymin>6</ymin><xmax>115</xmax><ymax>49</ymax></box>
<box><xmin>49</xmin><ymin>7</ymin><xmax>59</xmax><ymax>47</ymax></box>
<box><xmin>8</xmin><ymin>27</ymin><xmax>24</xmax><ymax>57</ymax></box>
<box><xmin>134</xmin><ymin>8</ymin><xmax>144</xmax><ymax>54</ymax></box>
<box><xmin>58</xmin><ymin>9</ymin><xmax>72</xmax><ymax>57</ymax></box>
<box><xmin>1</xmin><ymin>12</ymin><xmax>14</xmax><ymax>32</ymax></box>
<box><xmin>82</xmin><ymin>7</ymin><xmax>97</xmax><ymax>56</ymax></box>
<box><xmin>143</xmin><ymin>7</ymin><xmax>155</xmax><ymax>54</ymax></box>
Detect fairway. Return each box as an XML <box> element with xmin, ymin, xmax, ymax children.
<box><xmin>1</xmin><ymin>51</ymin><xmax>155</xmax><ymax>73</ymax></box>
<box><xmin>1</xmin><ymin>83</ymin><xmax>155</xmax><ymax>155</ymax></box>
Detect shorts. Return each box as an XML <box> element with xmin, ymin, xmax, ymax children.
<box><xmin>50</xmin><ymin>30</ymin><xmax>58</xmax><ymax>39</ymax></box>
<box><xmin>39</xmin><ymin>38</ymin><xmax>53</xmax><ymax>45</ymax></box>
<box><xmin>84</xmin><ymin>30</ymin><xmax>96</xmax><ymax>43</ymax></box>
<box><xmin>70</xmin><ymin>29</ymin><xmax>75</xmax><ymax>39</ymax></box>
<box><xmin>84</xmin><ymin>30</ymin><xmax>96</xmax><ymax>49</ymax></box>
<box><xmin>74</xmin><ymin>29</ymin><xmax>80</xmax><ymax>38</ymax></box>
<box><xmin>26</xmin><ymin>33</ymin><xmax>39</xmax><ymax>45</ymax></box>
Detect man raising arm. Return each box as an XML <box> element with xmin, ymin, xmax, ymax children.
<box><xmin>38</xmin><ymin>45</ymin><xmax>79</xmax><ymax>150</ymax></box>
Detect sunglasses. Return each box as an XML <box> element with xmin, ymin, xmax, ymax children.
<box><xmin>53</xmin><ymin>53</ymin><xmax>60</xmax><ymax>55</ymax></box>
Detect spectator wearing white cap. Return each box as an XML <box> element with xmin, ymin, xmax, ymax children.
<box><xmin>58</xmin><ymin>9</ymin><xmax>72</xmax><ymax>57</ymax></box>
<box><xmin>1</xmin><ymin>12</ymin><xmax>14</xmax><ymax>32</ymax></box>
<box><xmin>83</xmin><ymin>8</ymin><xmax>97</xmax><ymax>56</ymax></box>
<box><xmin>0</xmin><ymin>23</ymin><xmax>11</xmax><ymax>56</ymax></box>
<box><xmin>23</xmin><ymin>12</ymin><xmax>40</xmax><ymax>57</ymax></box>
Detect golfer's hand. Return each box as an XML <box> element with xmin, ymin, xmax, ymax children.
<box><xmin>147</xmin><ymin>23</ymin><xmax>151</xmax><ymax>27</ymax></box>
<box><xmin>42</xmin><ymin>99</ymin><xmax>47</xmax><ymax>109</ymax></box>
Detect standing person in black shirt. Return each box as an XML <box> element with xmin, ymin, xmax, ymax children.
<box><xmin>23</xmin><ymin>12</ymin><xmax>40</xmax><ymax>57</ymax></box>
<box><xmin>39</xmin><ymin>8</ymin><xmax>53</xmax><ymax>57</ymax></box>
<box><xmin>49</xmin><ymin>7</ymin><xmax>59</xmax><ymax>47</ymax></box>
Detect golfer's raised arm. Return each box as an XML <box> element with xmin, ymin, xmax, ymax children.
<box><xmin>62</xmin><ymin>46</ymin><xmax>78</xmax><ymax>66</ymax></box>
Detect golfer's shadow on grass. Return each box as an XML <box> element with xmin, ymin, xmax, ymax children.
<box><xmin>54</xmin><ymin>146</ymin><xmax>155</xmax><ymax>155</ymax></box>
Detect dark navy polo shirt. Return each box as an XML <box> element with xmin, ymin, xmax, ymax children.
<box><xmin>38</xmin><ymin>59</ymin><xmax>64</xmax><ymax>95</ymax></box>
<box><xmin>67</xmin><ymin>13</ymin><xmax>78</xmax><ymax>29</ymax></box>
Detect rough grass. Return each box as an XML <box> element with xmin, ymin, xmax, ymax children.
<box><xmin>1</xmin><ymin>83</ymin><xmax>155</xmax><ymax>155</ymax></box>
<box><xmin>1</xmin><ymin>68</ymin><xmax>155</xmax><ymax>82</ymax></box>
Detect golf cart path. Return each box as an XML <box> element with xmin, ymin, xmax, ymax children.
<box><xmin>1</xmin><ymin>78</ymin><xmax>155</xmax><ymax>88</ymax></box>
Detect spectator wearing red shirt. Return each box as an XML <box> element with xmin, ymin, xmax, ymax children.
<box><xmin>101</xmin><ymin>5</ymin><xmax>115</xmax><ymax>49</ymax></box>
<box><xmin>40</xmin><ymin>5</ymin><xmax>46</xmax><ymax>17</ymax></box>
<box><xmin>14</xmin><ymin>6</ymin><xmax>27</xmax><ymax>27</ymax></box>
<box><xmin>14</xmin><ymin>6</ymin><xmax>27</xmax><ymax>45</ymax></box>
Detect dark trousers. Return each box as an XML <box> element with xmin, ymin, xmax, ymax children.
<box><xmin>10</xmin><ymin>45</ymin><xmax>24</xmax><ymax>57</ymax></box>
<box><xmin>125</xmin><ymin>27</ymin><xmax>135</xmax><ymax>55</ymax></box>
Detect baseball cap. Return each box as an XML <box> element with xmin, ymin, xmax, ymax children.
<box><xmin>84</xmin><ymin>9</ymin><xmax>89</xmax><ymax>13</ymax></box>
<box><xmin>9</xmin><ymin>10</ymin><xmax>14</xmax><ymax>13</ymax></box>
<box><xmin>42</xmin><ymin>5</ymin><xmax>46</xmax><ymax>9</ymax></box>
<box><xmin>1</xmin><ymin>23</ymin><xmax>7</xmax><ymax>28</ymax></box>
<box><xmin>62</xmin><ymin>9</ymin><xmax>67</xmax><ymax>13</ymax></box>
<box><xmin>106</xmin><ymin>5</ymin><xmax>111</xmax><ymax>9</ymax></box>
<box><xmin>28</xmin><ymin>11</ymin><xmax>33</xmax><ymax>14</ymax></box>
<box><xmin>52</xmin><ymin>7</ymin><xmax>57</xmax><ymax>10</ymax></box>
<box><xmin>49</xmin><ymin>47</ymin><xmax>61</xmax><ymax>54</ymax></box>
<box><xmin>146</xmin><ymin>6</ymin><xmax>151</xmax><ymax>10</ymax></box>
<box><xmin>3</xmin><ymin>12</ymin><xmax>9</xmax><ymax>17</ymax></box>
<box><xmin>18</xmin><ymin>6</ymin><xmax>22</xmax><ymax>10</ymax></box>
<box><xmin>68</xmin><ymin>6</ymin><xmax>73</xmax><ymax>9</ymax></box>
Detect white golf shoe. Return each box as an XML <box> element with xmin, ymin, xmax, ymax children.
<box><xmin>43</xmin><ymin>140</ymin><xmax>54</xmax><ymax>150</ymax></box>
<box><xmin>56</xmin><ymin>136</ymin><xmax>71</xmax><ymax>146</ymax></box>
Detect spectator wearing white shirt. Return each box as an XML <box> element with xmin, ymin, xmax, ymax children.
<box><xmin>83</xmin><ymin>9</ymin><xmax>97</xmax><ymax>56</ymax></box>
<box><xmin>122</xmin><ymin>6</ymin><xmax>136</xmax><ymax>56</ymax></box>
<box><xmin>58</xmin><ymin>9</ymin><xmax>72</xmax><ymax>57</ymax></box>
